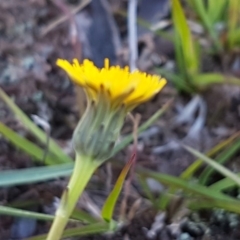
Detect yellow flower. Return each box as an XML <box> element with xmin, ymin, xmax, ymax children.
<box><xmin>57</xmin><ymin>58</ymin><xmax>166</xmax><ymax>161</ymax></box>
<box><xmin>47</xmin><ymin>58</ymin><xmax>166</xmax><ymax>240</ymax></box>
<box><xmin>57</xmin><ymin>58</ymin><xmax>166</xmax><ymax>110</ymax></box>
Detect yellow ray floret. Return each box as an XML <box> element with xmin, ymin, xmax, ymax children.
<box><xmin>56</xmin><ymin>58</ymin><xmax>166</xmax><ymax>107</ymax></box>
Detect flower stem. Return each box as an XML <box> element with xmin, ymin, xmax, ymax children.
<box><xmin>46</xmin><ymin>155</ymin><xmax>100</xmax><ymax>240</ymax></box>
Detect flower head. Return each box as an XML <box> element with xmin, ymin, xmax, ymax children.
<box><xmin>57</xmin><ymin>58</ymin><xmax>166</xmax><ymax>161</ymax></box>
<box><xmin>57</xmin><ymin>58</ymin><xmax>166</xmax><ymax>111</ymax></box>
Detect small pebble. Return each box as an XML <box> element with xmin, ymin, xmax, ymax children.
<box><xmin>11</xmin><ymin>217</ymin><xmax>36</xmax><ymax>239</ymax></box>
<box><xmin>181</xmin><ymin>221</ymin><xmax>204</xmax><ymax>237</ymax></box>
<box><xmin>178</xmin><ymin>232</ymin><xmax>193</xmax><ymax>240</ymax></box>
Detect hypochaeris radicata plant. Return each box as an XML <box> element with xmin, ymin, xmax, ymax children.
<box><xmin>46</xmin><ymin>58</ymin><xmax>166</xmax><ymax>240</ymax></box>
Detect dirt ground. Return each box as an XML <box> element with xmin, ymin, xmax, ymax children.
<box><xmin>1</xmin><ymin>0</ymin><xmax>240</xmax><ymax>239</ymax></box>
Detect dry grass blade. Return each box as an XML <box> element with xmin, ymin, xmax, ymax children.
<box><xmin>41</xmin><ymin>0</ymin><xmax>91</xmax><ymax>36</ymax></box>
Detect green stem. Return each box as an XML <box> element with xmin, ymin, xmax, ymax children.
<box><xmin>46</xmin><ymin>155</ymin><xmax>100</xmax><ymax>240</ymax></box>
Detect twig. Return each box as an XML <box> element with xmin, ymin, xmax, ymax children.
<box><xmin>127</xmin><ymin>198</ymin><xmax>142</xmax><ymax>221</ymax></box>
<box><xmin>50</xmin><ymin>0</ymin><xmax>82</xmax><ymax>56</ymax></box>
<box><xmin>128</xmin><ymin>0</ymin><xmax>138</xmax><ymax>71</ymax></box>
<box><xmin>41</xmin><ymin>0</ymin><xmax>91</xmax><ymax>36</ymax></box>
<box><xmin>81</xmin><ymin>193</ymin><xmax>102</xmax><ymax>219</ymax></box>
<box><xmin>119</xmin><ymin>113</ymin><xmax>141</xmax><ymax>221</ymax></box>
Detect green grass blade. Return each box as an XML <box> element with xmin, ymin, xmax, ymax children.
<box><xmin>0</xmin><ymin>88</ymin><xmax>72</xmax><ymax>163</ymax></box>
<box><xmin>208</xmin><ymin>0</ymin><xmax>227</xmax><ymax>24</ymax></box>
<box><xmin>27</xmin><ymin>222</ymin><xmax>111</xmax><ymax>240</ymax></box>
<box><xmin>5</xmin><ymin>198</ymin><xmax>97</xmax><ymax>224</ymax></box>
<box><xmin>136</xmin><ymin>165</ymin><xmax>240</xmax><ymax>214</ymax></box>
<box><xmin>174</xmin><ymin>31</ymin><xmax>187</xmax><ymax>81</ymax></box>
<box><xmin>0</xmin><ymin>206</ymin><xmax>104</xmax><ymax>240</ymax></box>
<box><xmin>3</xmin><ymin>161</ymin><xmax>240</xmax><ymax>227</ymax></box>
<box><xmin>191</xmin><ymin>0</ymin><xmax>222</xmax><ymax>52</ymax></box>
<box><xmin>184</xmin><ymin>145</ymin><xmax>240</xmax><ymax>187</ymax></box>
<box><xmin>0</xmin><ymin>206</ymin><xmax>54</xmax><ymax>221</ymax></box>
<box><xmin>137</xmin><ymin>166</ymin><xmax>232</xmax><ymax>201</ymax></box>
<box><xmin>156</xmin><ymin>69</ymin><xmax>195</xmax><ymax>93</ymax></box>
<box><xmin>0</xmin><ymin>163</ymin><xmax>73</xmax><ymax>187</ymax></box>
<box><xmin>4</xmin><ymin>159</ymin><xmax>234</xmax><ymax>204</ymax></box>
<box><xmin>181</xmin><ymin>132</ymin><xmax>240</xmax><ymax>180</ymax></box>
<box><xmin>208</xmin><ymin>173</ymin><xmax>240</xmax><ymax>192</ymax></box>
<box><xmin>0</xmin><ymin>122</ymin><xmax>60</xmax><ymax>165</ymax></box>
<box><xmin>194</xmin><ymin>73</ymin><xmax>225</xmax><ymax>88</ymax></box>
<box><xmin>0</xmin><ymin>205</ymin><xmax>97</xmax><ymax>226</ymax></box>
<box><xmin>199</xmin><ymin>139</ymin><xmax>240</xmax><ymax>185</ymax></box>
<box><xmin>172</xmin><ymin>0</ymin><xmax>199</xmax><ymax>76</ymax></box>
<box><xmin>1</xmin><ymin>200</ymin><xmax>98</xmax><ymax>225</ymax></box>
<box><xmin>194</xmin><ymin>73</ymin><xmax>240</xmax><ymax>88</ymax></box>
<box><xmin>189</xmin><ymin>197</ymin><xmax>240</xmax><ymax>214</ymax></box>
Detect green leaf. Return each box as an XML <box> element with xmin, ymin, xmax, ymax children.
<box><xmin>0</xmin><ymin>122</ymin><xmax>59</xmax><ymax>165</ymax></box>
<box><xmin>184</xmin><ymin>145</ymin><xmax>240</xmax><ymax>187</ymax></box>
<box><xmin>0</xmin><ymin>88</ymin><xmax>72</xmax><ymax>163</ymax></box>
<box><xmin>194</xmin><ymin>73</ymin><xmax>225</xmax><ymax>88</ymax></box>
<box><xmin>172</xmin><ymin>0</ymin><xmax>199</xmax><ymax>76</ymax></box>
<box><xmin>101</xmin><ymin>154</ymin><xmax>135</xmax><ymax>222</ymax></box>
<box><xmin>0</xmin><ymin>163</ymin><xmax>73</xmax><ymax>187</ymax></box>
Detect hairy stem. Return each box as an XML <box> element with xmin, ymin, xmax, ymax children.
<box><xmin>46</xmin><ymin>155</ymin><xmax>100</xmax><ymax>240</ymax></box>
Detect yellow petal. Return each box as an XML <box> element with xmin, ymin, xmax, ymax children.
<box><xmin>56</xmin><ymin>58</ymin><xmax>167</xmax><ymax>109</ymax></box>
